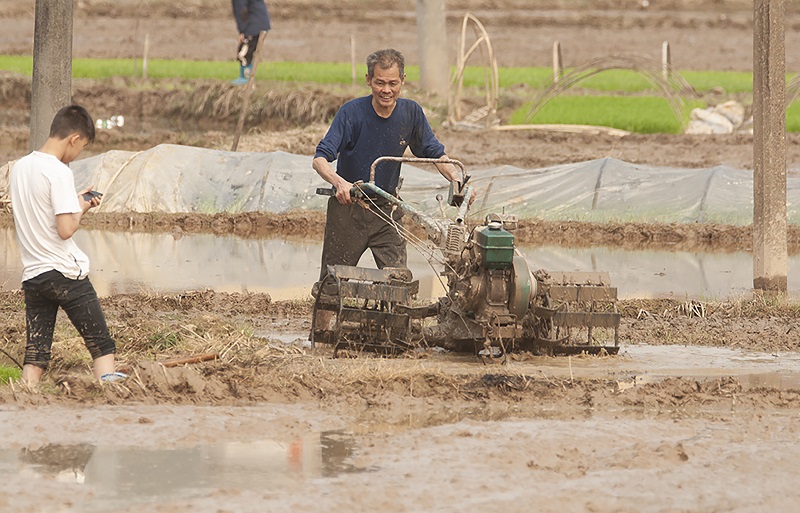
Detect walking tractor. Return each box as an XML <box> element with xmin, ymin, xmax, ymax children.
<box><xmin>311</xmin><ymin>157</ymin><xmax>621</xmax><ymax>359</ymax></box>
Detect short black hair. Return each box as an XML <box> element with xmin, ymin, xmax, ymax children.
<box><xmin>49</xmin><ymin>104</ymin><xmax>96</xmax><ymax>143</ymax></box>
<box><xmin>366</xmin><ymin>49</ymin><xmax>405</xmax><ymax>79</ymax></box>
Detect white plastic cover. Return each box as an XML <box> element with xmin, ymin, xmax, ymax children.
<box><xmin>3</xmin><ymin>144</ymin><xmax>799</xmax><ymax>225</ymax></box>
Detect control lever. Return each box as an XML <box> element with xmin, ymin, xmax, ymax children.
<box><xmin>436</xmin><ymin>193</ymin><xmax>446</xmax><ymax>217</ymax></box>
<box><xmin>448</xmin><ymin>174</ymin><xmax>470</xmax><ymax>207</ymax></box>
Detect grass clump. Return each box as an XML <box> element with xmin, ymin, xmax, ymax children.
<box><xmin>0</xmin><ymin>365</ymin><xmax>21</xmax><ymax>383</ymax></box>
<box><xmin>785</xmin><ymin>102</ymin><xmax>800</xmax><ymax>132</ymax></box>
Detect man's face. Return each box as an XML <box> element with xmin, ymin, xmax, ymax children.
<box><xmin>367</xmin><ymin>64</ymin><xmax>405</xmax><ymax>112</ymax></box>
<box><xmin>62</xmin><ymin>134</ymin><xmax>89</xmax><ymax>164</ymax></box>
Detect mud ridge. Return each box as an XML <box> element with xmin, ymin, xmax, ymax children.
<box><xmin>15</xmin><ymin>211</ymin><xmax>795</xmax><ymax>254</ymax></box>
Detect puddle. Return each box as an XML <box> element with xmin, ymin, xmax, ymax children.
<box><xmin>610</xmin><ymin>345</ymin><xmax>800</xmax><ymax>390</ymax></box>
<box><xmin>249</xmin><ymin>334</ymin><xmax>800</xmax><ymax>392</ymax></box>
<box><xmin>386</xmin><ymin>344</ymin><xmax>800</xmax><ymax>391</ymax></box>
<box><xmin>261</xmin><ymin>332</ymin><xmax>311</xmax><ymax>346</ymax></box>
<box><xmin>3</xmin><ymin>227</ymin><xmax>800</xmax><ymax>300</ymax></box>
<box><xmin>0</xmin><ymin>431</ymin><xmax>365</xmax><ymax>512</ymax></box>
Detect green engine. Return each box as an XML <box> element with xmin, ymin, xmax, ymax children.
<box><xmin>472</xmin><ymin>223</ymin><xmax>515</xmax><ymax>269</ymax></box>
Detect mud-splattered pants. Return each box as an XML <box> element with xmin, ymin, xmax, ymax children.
<box><xmin>22</xmin><ymin>270</ymin><xmax>116</xmax><ymax>370</ymax></box>
<box><xmin>236</xmin><ymin>34</ymin><xmax>261</xmax><ymax>67</ymax></box>
<box><xmin>316</xmin><ymin>196</ymin><xmax>407</xmax><ymax>284</ymax></box>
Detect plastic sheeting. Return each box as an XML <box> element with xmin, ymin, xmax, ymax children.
<box><xmin>69</xmin><ymin>145</ymin><xmax>324</xmax><ymax>214</ymax></box>
<box><xmin>448</xmin><ymin>159</ymin><xmax>763</xmax><ymax>225</ymax></box>
<box><xmin>3</xmin><ymin>143</ymin><xmax>800</xmax><ymax>225</ymax></box>
<box><xmin>391</xmin><ymin>158</ymin><xmax>796</xmax><ymax>226</ymax></box>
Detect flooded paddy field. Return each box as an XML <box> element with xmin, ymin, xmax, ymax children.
<box><xmin>1</xmin><ymin>202</ymin><xmax>800</xmax><ymax>513</ymax></box>
<box><xmin>2</xmin><ymin>219</ymin><xmax>800</xmax><ymax>512</ymax></box>
<box><xmin>0</xmin><ymin>403</ymin><xmax>799</xmax><ymax>513</ymax></box>
<box><xmin>4</xmin><ymin>226</ymin><xmax>800</xmax><ymax>300</ymax></box>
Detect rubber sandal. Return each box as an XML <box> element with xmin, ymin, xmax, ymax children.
<box><xmin>100</xmin><ymin>372</ymin><xmax>129</xmax><ymax>382</ymax></box>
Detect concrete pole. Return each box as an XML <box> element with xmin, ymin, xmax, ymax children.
<box><xmin>753</xmin><ymin>0</ymin><xmax>788</xmax><ymax>291</ymax></box>
<box><xmin>30</xmin><ymin>0</ymin><xmax>73</xmax><ymax>151</ymax></box>
<box><xmin>416</xmin><ymin>0</ymin><xmax>449</xmax><ymax>97</ymax></box>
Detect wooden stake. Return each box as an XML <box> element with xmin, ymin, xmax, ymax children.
<box><xmin>553</xmin><ymin>40</ymin><xmax>563</xmax><ymax>83</ymax></box>
<box><xmin>661</xmin><ymin>40</ymin><xmax>670</xmax><ymax>80</ymax></box>
<box><xmin>231</xmin><ymin>29</ymin><xmax>268</xmax><ymax>152</ymax></box>
<box><xmin>350</xmin><ymin>34</ymin><xmax>357</xmax><ymax>85</ymax></box>
<box><xmin>142</xmin><ymin>33</ymin><xmax>150</xmax><ymax>80</ymax></box>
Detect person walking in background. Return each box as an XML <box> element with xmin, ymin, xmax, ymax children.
<box><xmin>9</xmin><ymin>105</ymin><xmax>125</xmax><ymax>386</ymax></box>
<box><xmin>231</xmin><ymin>0</ymin><xmax>271</xmax><ymax>85</ymax></box>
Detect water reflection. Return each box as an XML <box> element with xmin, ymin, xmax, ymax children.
<box><xmin>618</xmin><ymin>344</ymin><xmax>800</xmax><ymax>389</ymax></box>
<box><xmin>1</xmin><ymin>431</ymin><xmax>361</xmax><ymax>512</ymax></box>
<box><xmin>2</xmin><ymin>227</ymin><xmax>800</xmax><ymax>299</ymax></box>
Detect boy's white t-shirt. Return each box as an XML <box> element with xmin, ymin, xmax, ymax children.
<box><xmin>9</xmin><ymin>151</ymin><xmax>90</xmax><ymax>282</ymax></box>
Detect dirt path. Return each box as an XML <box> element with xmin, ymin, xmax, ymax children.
<box><xmin>2</xmin><ymin>0</ymin><xmax>800</xmax><ymax>71</ymax></box>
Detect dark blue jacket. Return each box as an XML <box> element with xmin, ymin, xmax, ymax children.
<box><xmin>232</xmin><ymin>0</ymin><xmax>271</xmax><ymax>36</ymax></box>
<box><xmin>315</xmin><ymin>96</ymin><xmax>446</xmax><ymax>195</ymax></box>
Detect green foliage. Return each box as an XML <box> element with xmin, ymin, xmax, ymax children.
<box><xmin>786</xmin><ymin>101</ymin><xmax>800</xmax><ymax>132</ymax></box>
<box><xmin>1</xmin><ymin>54</ymin><xmax>794</xmax><ymax>133</ymax></box>
<box><xmin>478</xmin><ymin>67</ymin><xmax>754</xmax><ymax>93</ymax></box>
<box><xmin>0</xmin><ymin>55</ymin><xmax>29</xmax><ymax>74</ymax></box>
<box><xmin>150</xmin><ymin>330</ymin><xmax>180</xmax><ymax>351</ymax></box>
<box><xmin>0</xmin><ymin>55</ymin><xmax>383</xmax><ymax>83</ymax></box>
<box><xmin>480</xmin><ymin>67</ymin><xmax>553</xmax><ymax>89</ymax></box>
<box><xmin>0</xmin><ymin>365</ymin><xmax>21</xmax><ymax>384</ymax></box>
<box><xmin>0</xmin><ymin>55</ymin><xmax>762</xmax><ymax>94</ymax></box>
<box><xmin>681</xmin><ymin>70</ymin><xmax>755</xmax><ymax>93</ymax></box>
<box><xmin>573</xmin><ymin>69</ymin><xmax>655</xmax><ymax>92</ymax></box>
<box><xmin>510</xmin><ymin>95</ymin><xmax>704</xmax><ymax>134</ymax></box>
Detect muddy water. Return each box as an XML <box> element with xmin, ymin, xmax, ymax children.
<box><xmin>4</xmin><ymin>403</ymin><xmax>800</xmax><ymax>513</ymax></box>
<box><xmin>3</xmin><ymin>227</ymin><xmax>800</xmax><ymax>299</ymax></box>
<box><xmin>0</xmin><ymin>431</ymin><xmax>361</xmax><ymax>513</ymax></box>
<box><xmin>368</xmin><ymin>343</ymin><xmax>800</xmax><ymax>390</ymax></box>
<box><xmin>591</xmin><ymin>344</ymin><xmax>800</xmax><ymax>390</ymax></box>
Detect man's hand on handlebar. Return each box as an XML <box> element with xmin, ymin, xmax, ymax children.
<box><xmin>454</xmin><ymin>179</ymin><xmax>477</xmax><ymax>206</ymax></box>
<box><xmin>334</xmin><ymin>177</ymin><xmax>355</xmax><ymax>205</ymax></box>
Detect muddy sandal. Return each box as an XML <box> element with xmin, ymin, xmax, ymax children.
<box><xmin>100</xmin><ymin>372</ymin><xmax>129</xmax><ymax>383</ymax></box>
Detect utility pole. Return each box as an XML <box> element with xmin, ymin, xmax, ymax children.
<box><xmin>416</xmin><ymin>0</ymin><xmax>449</xmax><ymax>97</ymax></box>
<box><xmin>30</xmin><ymin>0</ymin><xmax>73</xmax><ymax>150</ymax></box>
<box><xmin>752</xmin><ymin>0</ymin><xmax>788</xmax><ymax>292</ymax></box>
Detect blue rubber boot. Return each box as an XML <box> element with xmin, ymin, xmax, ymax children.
<box><xmin>231</xmin><ymin>64</ymin><xmax>252</xmax><ymax>85</ymax></box>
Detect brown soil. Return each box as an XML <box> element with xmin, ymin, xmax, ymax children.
<box><xmin>2</xmin><ymin>2</ymin><xmax>800</xmax><ymax>510</ymax></box>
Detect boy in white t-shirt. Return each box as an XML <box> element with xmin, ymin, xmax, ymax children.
<box><xmin>9</xmin><ymin>105</ymin><xmax>125</xmax><ymax>385</ymax></box>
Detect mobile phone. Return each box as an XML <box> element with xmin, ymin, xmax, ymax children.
<box><xmin>82</xmin><ymin>190</ymin><xmax>103</xmax><ymax>201</ymax></box>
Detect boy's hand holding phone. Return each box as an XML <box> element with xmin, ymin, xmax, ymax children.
<box><xmin>82</xmin><ymin>190</ymin><xmax>103</xmax><ymax>202</ymax></box>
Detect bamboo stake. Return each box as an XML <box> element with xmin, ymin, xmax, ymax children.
<box><xmin>350</xmin><ymin>34</ymin><xmax>357</xmax><ymax>85</ymax></box>
<box><xmin>662</xmin><ymin>40</ymin><xmax>671</xmax><ymax>80</ymax></box>
<box><xmin>553</xmin><ymin>40</ymin><xmax>562</xmax><ymax>83</ymax></box>
<box><xmin>142</xmin><ymin>33</ymin><xmax>150</xmax><ymax>79</ymax></box>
